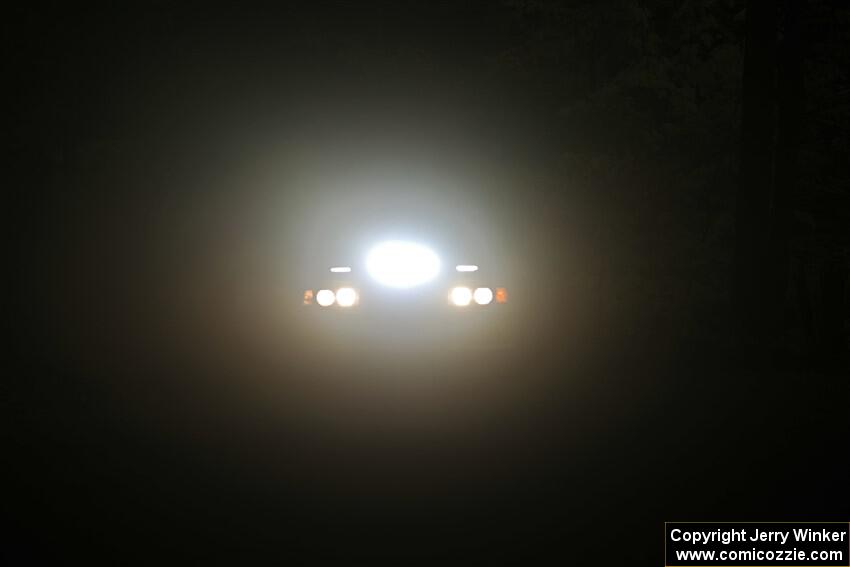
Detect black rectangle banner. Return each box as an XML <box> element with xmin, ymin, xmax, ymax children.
<box><xmin>665</xmin><ymin>523</ymin><xmax>849</xmax><ymax>567</ymax></box>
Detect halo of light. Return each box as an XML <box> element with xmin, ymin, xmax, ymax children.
<box><xmin>336</xmin><ymin>287</ymin><xmax>357</xmax><ymax>307</ymax></box>
<box><xmin>473</xmin><ymin>287</ymin><xmax>494</xmax><ymax>305</ymax></box>
<box><xmin>456</xmin><ymin>265</ymin><xmax>478</xmax><ymax>272</ymax></box>
<box><xmin>366</xmin><ymin>240</ymin><xmax>440</xmax><ymax>288</ymax></box>
<box><xmin>450</xmin><ymin>286</ymin><xmax>473</xmax><ymax>306</ymax></box>
<box><xmin>330</xmin><ymin>266</ymin><xmax>351</xmax><ymax>273</ymax></box>
<box><xmin>316</xmin><ymin>289</ymin><xmax>335</xmax><ymax>307</ymax></box>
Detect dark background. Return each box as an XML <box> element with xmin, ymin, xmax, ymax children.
<box><xmin>6</xmin><ymin>1</ymin><xmax>848</xmax><ymax>563</ymax></box>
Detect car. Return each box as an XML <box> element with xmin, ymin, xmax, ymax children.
<box><xmin>298</xmin><ymin>239</ymin><xmax>513</xmax><ymax>354</ymax></box>
<box><xmin>303</xmin><ymin>240</ymin><xmax>508</xmax><ymax>309</ymax></box>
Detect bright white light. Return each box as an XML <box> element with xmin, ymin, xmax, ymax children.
<box><xmin>330</xmin><ymin>266</ymin><xmax>351</xmax><ymax>273</ymax></box>
<box><xmin>336</xmin><ymin>287</ymin><xmax>357</xmax><ymax>307</ymax></box>
<box><xmin>456</xmin><ymin>265</ymin><xmax>478</xmax><ymax>272</ymax></box>
<box><xmin>450</xmin><ymin>286</ymin><xmax>473</xmax><ymax>306</ymax></box>
<box><xmin>316</xmin><ymin>289</ymin><xmax>335</xmax><ymax>307</ymax></box>
<box><xmin>473</xmin><ymin>287</ymin><xmax>494</xmax><ymax>305</ymax></box>
<box><xmin>366</xmin><ymin>240</ymin><xmax>440</xmax><ymax>288</ymax></box>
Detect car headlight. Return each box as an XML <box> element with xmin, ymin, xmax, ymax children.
<box><xmin>316</xmin><ymin>289</ymin><xmax>335</xmax><ymax>307</ymax></box>
<box><xmin>336</xmin><ymin>287</ymin><xmax>358</xmax><ymax>307</ymax></box>
<box><xmin>449</xmin><ymin>286</ymin><xmax>473</xmax><ymax>306</ymax></box>
<box><xmin>473</xmin><ymin>287</ymin><xmax>493</xmax><ymax>305</ymax></box>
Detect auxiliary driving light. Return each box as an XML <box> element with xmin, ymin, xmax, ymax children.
<box><xmin>450</xmin><ymin>286</ymin><xmax>473</xmax><ymax>306</ymax></box>
<box><xmin>473</xmin><ymin>287</ymin><xmax>494</xmax><ymax>305</ymax></box>
<box><xmin>366</xmin><ymin>240</ymin><xmax>441</xmax><ymax>288</ymax></box>
<box><xmin>316</xmin><ymin>289</ymin><xmax>335</xmax><ymax>307</ymax></box>
<box><xmin>335</xmin><ymin>287</ymin><xmax>358</xmax><ymax>307</ymax></box>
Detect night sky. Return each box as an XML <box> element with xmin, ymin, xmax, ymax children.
<box><xmin>6</xmin><ymin>2</ymin><xmax>849</xmax><ymax>563</ymax></box>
